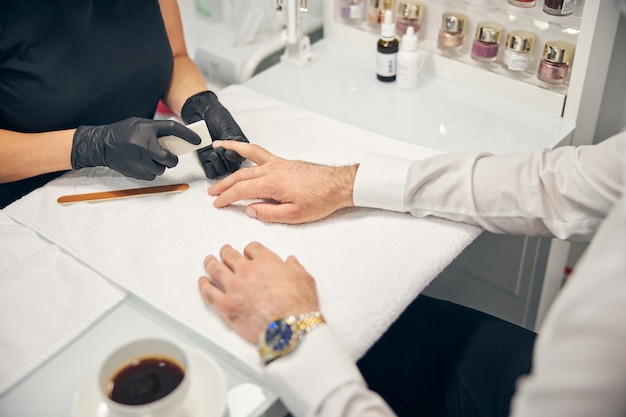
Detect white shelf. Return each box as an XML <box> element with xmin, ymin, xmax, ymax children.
<box><xmin>324</xmin><ymin>0</ymin><xmax>602</xmax><ymax>118</ymax></box>
<box><xmin>245</xmin><ymin>39</ymin><xmax>575</xmax><ymax>154</ymax></box>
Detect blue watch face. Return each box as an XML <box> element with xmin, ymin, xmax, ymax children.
<box><xmin>265</xmin><ymin>319</ymin><xmax>294</xmax><ymax>352</ymax></box>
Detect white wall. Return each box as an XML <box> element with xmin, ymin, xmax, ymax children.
<box><xmin>595</xmin><ymin>13</ymin><xmax>626</xmax><ymax>142</ymax></box>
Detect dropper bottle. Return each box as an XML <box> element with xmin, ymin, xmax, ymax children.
<box><xmin>396</xmin><ymin>26</ymin><xmax>420</xmax><ymax>90</ymax></box>
<box><xmin>376</xmin><ymin>10</ymin><xmax>398</xmax><ymax>82</ymax></box>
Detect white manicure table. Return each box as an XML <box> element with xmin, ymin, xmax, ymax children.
<box><xmin>0</xmin><ymin>39</ymin><xmax>573</xmax><ymax>417</ymax></box>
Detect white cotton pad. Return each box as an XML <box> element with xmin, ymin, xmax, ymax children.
<box><xmin>158</xmin><ymin>120</ymin><xmax>212</xmax><ymax>156</ymax></box>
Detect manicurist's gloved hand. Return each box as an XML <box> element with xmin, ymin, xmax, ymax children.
<box><xmin>181</xmin><ymin>91</ymin><xmax>249</xmax><ymax>179</ymax></box>
<box><xmin>71</xmin><ymin>117</ymin><xmax>201</xmax><ymax>180</ymax></box>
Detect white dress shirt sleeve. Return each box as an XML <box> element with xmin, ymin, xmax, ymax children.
<box><xmin>265</xmin><ymin>133</ymin><xmax>625</xmax><ymax>417</ymax></box>
<box><xmin>510</xmin><ymin>136</ymin><xmax>626</xmax><ymax>417</ymax></box>
<box><xmin>354</xmin><ymin>133</ymin><xmax>624</xmax><ymax>241</ymax></box>
<box><xmin>263</xmin><ymin>325</ymin><xmax>396</xmax><ymax>417</ymax></box>
<box><xmin>352</xmin><ymin>153</ymin><xmax>413</xmax><ymax>212</ymax></box>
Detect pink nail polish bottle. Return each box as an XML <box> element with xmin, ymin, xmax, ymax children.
<box><xmin>395</xmin><ymin>1</ymin><xmax>424</xmax><ymax>36</ymax></box>
<box><xmin>537</xmin><ymin>40</ymin><xmax>574</xmax><ymax>84</ymax></box>
<box><xmin>471</xmin><ymin>21</ymin><xmax>503</xmax><ymax>64</ymax></box>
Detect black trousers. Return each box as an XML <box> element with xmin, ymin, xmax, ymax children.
<box><xmin>357</xmin><ymin>295</ymin><xmax>536</xmax><ymax>417</ymax></box>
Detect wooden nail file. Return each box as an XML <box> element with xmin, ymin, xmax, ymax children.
<box><xmin>158</xmin><ymin>120</ymin><xmax>212</xmax><ymax>156</ymax></box>
<box><xmin>57</xmin><ymin>183</ymin><xmax>189</xmax><ymax>204</ymax></box>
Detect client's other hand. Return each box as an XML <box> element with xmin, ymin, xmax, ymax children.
<box><xmin>198</xmin><ymin>242</ymin><xmax>319</xmax><ymax>344</ymax></box>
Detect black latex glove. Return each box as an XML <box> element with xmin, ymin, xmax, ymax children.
<box><xmin>71</xmin><ymin>117</ymin><xmax>201</xmax><ymax>180</ymax></box>
<box><xmin>181</xmin><ymin>91</ymin><xmax>249</xmax><ymax>179</ymax></box>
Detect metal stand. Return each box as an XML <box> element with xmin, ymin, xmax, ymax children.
<box><xmin>276</xmin><ymin>0</ymin><xmax>317</xmax><ymax>67</ymax></box>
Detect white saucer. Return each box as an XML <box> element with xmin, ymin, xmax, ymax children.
<box><xmin>72</xmin><ymin>344</ymin><xmax>228</xmax><ymax>417</ymax></box>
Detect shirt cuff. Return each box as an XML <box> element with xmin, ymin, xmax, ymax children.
<box><xmin>263</xmin><ymin>325</ymin><xmax>366</xmax><ymax>417</ymax></box>
<box><xmin>353</xmin><ymin>153</ymin><xmax>414</xmax><ymax>212</ymax></box>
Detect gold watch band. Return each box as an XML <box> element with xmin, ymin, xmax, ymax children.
<box><xmin>258</xmin><ymin>311</ymin><xmax>326</xmax><ymax>365</ymax></box>
<box><xmin>295</xmin><ymin>311</ymin><xmax>326</xmax><ymax>332</ymax></box>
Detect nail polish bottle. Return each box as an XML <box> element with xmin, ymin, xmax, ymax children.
<box><xmin>537</xmin><ymin>40</ymin><xmax>574</xmax><ymax>84</ymax></box>
<box><xmin>502</xmin><ymin>31</ymin><xmax>535</xmax><ymax>72</ymax></box>
<box><xmin>368</xmin><ymin>0</ymin><xmax>394</xmax><ymax>28</ymax></box>
<box><xmin>543</xmin><ymin>0</ymin><xmax>575</xmax><ymax>16</ymax></box>
<box><xmin>507</xmin><ymin>0</ymin><xmax>536</xmax><ymax>7</ymax></box>
<box><xmin>340</xmin><ymin>0</ymin><xmax>366</xmax><ymax>24</ymax></box>
<box><xmin>437</xmin><ymin>12</ymin><xmax>466</xmax><ymax>53</ymax></box>
<box><xmin>396</xmin><ymin>26</ymin><xmax>420</xmax><ymax>90</ymax></box>
<box><xmin>395</xmin><ymin>1</ymin><xmax>424</xmax><ymax>36</ymax></box>
<box><xmin>470</xmin><ymin>21</ymin><xmax>503</xmax><ymax>63</ymax></box>
<box><xmin>376</xmin><ymin>10</ymin><xmax>399</xmax><ymax>82</ymax></box>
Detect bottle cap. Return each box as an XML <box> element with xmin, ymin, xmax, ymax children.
<box><xmin>381</xmin><ymin>10</ymin><xmax>396</xmax><ymax>39</ymax></box>
<box><xmin>397</xmin><ymin>2</ymin><xmax>423</xmax><ymax>20</ymax></box>
<box><xmin>401</xmin><ymin>26</ymin><xmax>418</xmax><ymax>51</ymax></box>
<box><xmin>474</xmin><ymin>21</ymin><xmax>503</xmax><ymax>44</ymax></box>
<box><xmin>505</xmin><ymin>30</ymin><xmax>535</xmax><ymax>53</ymax></box>
<box><xmin>441</xmin><ymin>12</ymin><xmax>466</xmax><ymax>34</ymax></box>
<box><xmin>542</xmin><ymin>40</ymin><xmax>574</xmax><ymax>64</ymax></box>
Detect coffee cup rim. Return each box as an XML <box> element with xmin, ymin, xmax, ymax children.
<box><xmin>98</xmin><ymin>338</ymin><xmax>190</xmax><ymax>415</ymax></box>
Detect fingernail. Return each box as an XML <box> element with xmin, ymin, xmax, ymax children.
<box><xmin>246</xmin><ymin>206</ymin><xmax>257</xmax><ymax>218</ymax></box>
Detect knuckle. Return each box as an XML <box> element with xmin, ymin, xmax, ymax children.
<box><xmin>245</xmin><ymin>165</ymin><xmax>259</xmax><ymax>177</ymax></box>
<box><xmin>246</xmin><ymin>241</ymin><xmax>262</xmax><ymax>251</ymax></box>
<box><xmin>160</xmin><ymin>119</ymin><xmax>177</xmax><ymax>128</ymax></box>
<box><xmin>200</xmin><ymin>284</ymin><xmax>214</xmax><ymax>302</ymax></box>
<box><xmin>230</xmin><ymin>180</ymin><xmax>249</xmax><ymax>194</ymax></box>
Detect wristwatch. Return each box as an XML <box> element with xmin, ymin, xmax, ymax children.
<box><xmin>258</xmin><ymin>311</ymin><xmax>326</xmax><ymax>365</ymax></box>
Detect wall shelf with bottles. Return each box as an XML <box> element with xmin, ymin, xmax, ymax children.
<box><xmin>323</xmin><ymin>0</ymin><xmax>601</xmax><ymax>118</ymax></box>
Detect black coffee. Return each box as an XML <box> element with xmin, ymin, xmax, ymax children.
<box><xmin>108</xmin><ymin>356</ymin><xmax>185</xmax><ymax>405</ymax></box>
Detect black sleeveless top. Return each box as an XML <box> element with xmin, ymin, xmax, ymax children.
<box><xmin>0</xmin><ymin>0</ymin><xmax>174</xmax><ymax>207</ymax></box>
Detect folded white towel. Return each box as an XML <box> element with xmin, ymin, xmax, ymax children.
<box><xmin>3</xmin><ymin>85</ymin><xmax>480</xmax><ymax>374</ymax></box>
<box><xmin>0</xmin><ymin>211</ymin><xmax>126</xmax><ymax>394</ymax></box>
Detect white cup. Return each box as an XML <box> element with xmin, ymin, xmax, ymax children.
<box><xmin>98</xmin><ymin>339</ymin><xmax>190</xmax><ymax>417</ymax></box>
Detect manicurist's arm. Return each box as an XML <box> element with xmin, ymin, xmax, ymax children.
<box><xmin>0</xmin><ymin>129</ymin><xmax>74</xmax><ymax>183</ymax></box>
<box><xmin>157</xmin><ymin>0</ymin><xmax>208</xmax><ymax>115</ymax></box>
<box><xmin>1</xmin><ymin>1</ymin><xmax>203</xmax><ymax>189</ymax></box>
<box><xmin>158</xmin><ymin>0</ymin><xmax>249</xmax><ymax>179</ymax></box>
<box><xmin>1</xmin><ymin>1</ymin><xmax>201</xmax><ymax>186</ymax></box>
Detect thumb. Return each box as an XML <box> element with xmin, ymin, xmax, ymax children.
<box><xmin>155</xmin><ymin>120</ymin><xmax>202</xmax><ymax>145</ymax></box>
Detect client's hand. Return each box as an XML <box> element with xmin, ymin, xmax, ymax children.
<box><xmin>208</xmin><ymin>141</ymin><xmax>358</xmax><ymax>224</ymax></box>
<box><xmin>198</xmin><ymin>242</ymin><xmax>319</xmax><ymax>344</ymax></box>
<box><xmin>71</xmin><ymin>117</ymin><xmax>201</xmax><ymax>180</ymax></box>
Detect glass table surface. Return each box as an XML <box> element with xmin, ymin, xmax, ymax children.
<box><xmin>0</xmin><ymin>293</ymin><xmax>286</xmax><ymax>417</ymax></box>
